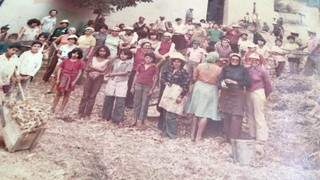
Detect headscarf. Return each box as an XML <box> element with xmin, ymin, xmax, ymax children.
<box><xmin>204</xmin><ymin>52</ymin><xmax>219</xmax><ymax>64</ymax></box>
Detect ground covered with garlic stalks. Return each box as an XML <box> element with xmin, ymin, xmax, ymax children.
<box><xmin>0</xmin><ymin>73</ymin><xmax>320</xmax><ymax>180</ymax></box>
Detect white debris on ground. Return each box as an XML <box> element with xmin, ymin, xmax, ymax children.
<box><xmin>0</xmin><ymin>73</ymin><xmax>320</xmax><ymax>180</ymax></box>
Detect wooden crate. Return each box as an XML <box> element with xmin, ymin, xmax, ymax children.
<box><xmin>0</xmin><ymin>105</ymin><xmax>45</xmax><ymax>153</ymax></box>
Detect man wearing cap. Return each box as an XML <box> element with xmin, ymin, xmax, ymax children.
<box><xmin>78</xmin><ymin>27</ymin><xmax>96</xmax><ymax>60</ymax></box>
<box><xmin>155</xmin><ymin>32</ymin><xmax>175</xmax><ymax>66</ymax></box>
<box><xmin>50</xmin><ymin>19</ymin><xmax>70</xmax><ymax>42</ymax></box>
<box><xmin>304</xmin><ymin>30</ymin><xmax>320</xmax><ymax>76</ymax></box>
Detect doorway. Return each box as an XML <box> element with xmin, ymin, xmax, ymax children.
<box><xmin>207</xmin><ymin>0</ymin><xmax>225</xmax><ymax>24</ymax></box>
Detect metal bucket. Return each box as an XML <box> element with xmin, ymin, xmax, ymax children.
<box><xmin>231</xmin><ymin>139</ymin><xmax>256</xmax><ymax>165</ymax></box>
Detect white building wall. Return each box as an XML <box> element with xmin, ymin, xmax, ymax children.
<box><xmin>0</xmin><ymin>0</ymin><xmax>52</xmax><ymax>32</ymax></box>
<box><xmin>105</xmin><ymin>0</ymin><xmax>208</xmax><ymax>26</ymax></box>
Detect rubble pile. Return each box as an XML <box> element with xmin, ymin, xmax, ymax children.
<box><xmin>5</xmin><ymin>100</ymin><xmax>49</xmax><ymax>133</ymax></box>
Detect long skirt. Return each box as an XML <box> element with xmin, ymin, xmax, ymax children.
<box><xmin>186</xmin><ymin>81</ymin><xmax>220</xmax><ymax>120</ymax></box>
<box><xmin>219</xmin><ymin>88</ymin><xmax>246</xmax><ymax>116</ymax></box>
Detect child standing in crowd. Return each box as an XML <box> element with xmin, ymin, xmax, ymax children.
<box><xmin>78</xmin><ymin>46</ymin><xmax>112</xmax><ymax>118</ymax></box>
<box><xmin>186</xmin><ymin>40</ymin><xmax>206</xmax><ymax>75</ymax></box>
<box><xmin>269</xmin><ymin>39</ymin><xmax>287</xmax><ymax>77</ymax></box>
<box><xmin>283</xmin><ymin>35</ymin><xmax>300</xmax><ymax>74</ymax></box>
<box><xmin>18</xmin><ymin>41</ymin><xmax>43</xmax><ymax>97</ymax></box>
<box><xmin>131</xmin><ymin>52</ymin><xmax>158</xmax><ymax>127</ymax></box>
<box><xmin>102</xmin><ymin>50</ymin><xmax>133</xmax><ymax>126</ymax></box>
<box><xmin>52</xmin><ymin>48</ymin><xmax>85</xmax><ymax>115</ymax></box>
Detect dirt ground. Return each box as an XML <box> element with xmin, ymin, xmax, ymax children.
<box><xmin>0</xmin><ymin>72</ymin><xmax>320</xmax><ymax>180</ymax></box>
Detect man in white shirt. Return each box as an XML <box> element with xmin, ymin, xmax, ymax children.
<box><xmin>41</xmin><ymin>9</ymin><xmax>58</xmax><ymax>34</ymax></box>
<box><xmin>0</xmin><ymin>44</ymin><xmax>21</xmax><ymax>99</ymax></box>
<box><xmin>18</xmin><ymin>41</ymin><xmax>43</xmax><ymax>96</ymax></box>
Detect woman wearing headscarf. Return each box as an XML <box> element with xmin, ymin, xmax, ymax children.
<box><xmin>158</xmin><ymin>52</ymin><xmax>190</xmax><ymax>139</ymax></box>
<box><xmin>187</xmin><ymin>52</ymin><xmax>222</xmax><ymax>142</ymax></box>
<box><xmin>246</xmin><ymin>53</ymin><xmax>272</xmax><ymax>142</ymax></box>
<box><xmin>219</xmin><ymin>53</ymin><xmax>251</xmax><ymax>142</ymax></box>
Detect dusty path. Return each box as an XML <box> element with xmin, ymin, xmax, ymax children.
<box><xmin>0</xmin><ymin>75</ymin><xmax>319</xmax><ymax>180</ymax></box>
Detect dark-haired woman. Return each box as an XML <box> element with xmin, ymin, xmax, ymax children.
<box><xmin>18</xmin><ymin>19</ymin><xmax>41</xmax><ymax>42</ymax></box>
<box><xmin>131</xmin><ymin>52</ymin><xmax>158</xmax><ymax>127</ymax></box>
<box><xmin>78</xmin><ymin>46</ymin><xmax>112</xmax><ymax>118</ymax></box>
<box><xmin>102</xmin><ymin>49</ymin><xmax>133</xmax><ymax>126</ymax></box>
<box><xmin>219</xmin><ymin>53</ymin><xmax>251</xmax><ymax>142</ymax></box>
<box><xmin>52</xmin><ymin>48</ymin><xmax>85</xmax><ymax>115</ymax></box>
<box><xmin>126</xmin><ymin>41</ymin><xmax>153</xmax><ymax>108</ymax></box>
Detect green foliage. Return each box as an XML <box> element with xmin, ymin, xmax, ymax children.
<box><xmin>64</xmin><ymin>0</ymin><xmax>153</xmax><ymax>14</ymax></box>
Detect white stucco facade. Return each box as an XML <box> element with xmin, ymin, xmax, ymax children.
<box><xmin>106</xmin><ymin>0</ymin><xmax>208</xmax><ymax>26</ymax></box>
<box><xmin>0</xmin><ymin>0</ymin><xmax>318</xmax><ymax>38</ymax></box>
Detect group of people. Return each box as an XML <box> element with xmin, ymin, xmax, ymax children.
<box><xmin>0</xmin><ymin>8</ymin><xmax>319</xmax><ymax>144</ymax></box>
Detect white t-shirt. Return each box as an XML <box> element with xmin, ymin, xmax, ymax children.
<box><xmin>18</xmin><ymin>50</ymin><xmax>43</xmax><ymax>77</ymax></box>
<box><xmin>0</xmin><ymin>54</ymin><xmax>19</xmax><ymax>85</ymax></box>
<box><xmin>187</xmin><ymin>47</ymin><xmax>206</xmax><ymax>63</ymax></box>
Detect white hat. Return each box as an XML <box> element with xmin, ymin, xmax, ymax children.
<box><xmin>60</xmin><ymin>19</ymin><xmax>70</xmax><ymax>24</ymax></box>
<box><xmin>111</xmin><ymin>26</ymin><xmax>121</xmax><ymax>31</ymax></box>
<box><xmin>85</xmin><ymin>27</ymin><xmax>95</xmax><ymax>32</ymax></box>
<box><xmin>170</xmin><ymin>52</ymin><xmax>186</xmax><ymax>62</ymax></box>
<box><xmin>124</xmin><ymin>26</ymin><xmax>134</xmax><ymax>31</ymax></box>
<box><xmin>248</xmin><ymin>42</ymin><xmax>257</xmax><ymax>48</ymax></box>
<box><xmin>163</xmin><ymin>32</ymin><xmax>172</xmax><ymax>38</ymax></box>
<box><xmin>248</xmin><ymin>53</ymin><xmax>260</xmax><ymax>60</ymax></box>
<box><xmin>67</xmin><ymin>35</ymin><xmax>78</xmax><ymax>40</ymax></box>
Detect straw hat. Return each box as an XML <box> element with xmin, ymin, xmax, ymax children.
<box><xmin>67</xmin><ymin>35</ymin><xmax>78</xmax><ymax>40</ymax></box>
<box><xmin>85</xmin><ymin>27</ymin><xmax>95</xmax><ymax>32</ymax></box>
<box><xmin>170</xmin><ymin>52</ymin><xmax>186</xmax><ymax>62</ymax></box>
<box><xmin>248</xmin><ymin>53</ymin><xmax>260</xmax><ymax>60</ymax></box>
<box><xmin>124</xmin><ymin>26</ymin><xmax>134</xmax><ymax>31</ymax></box>
<box><xmin>60</xmin><ymin>19</ymin><xmax>70</xmax><ymax>24</ymax></box>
